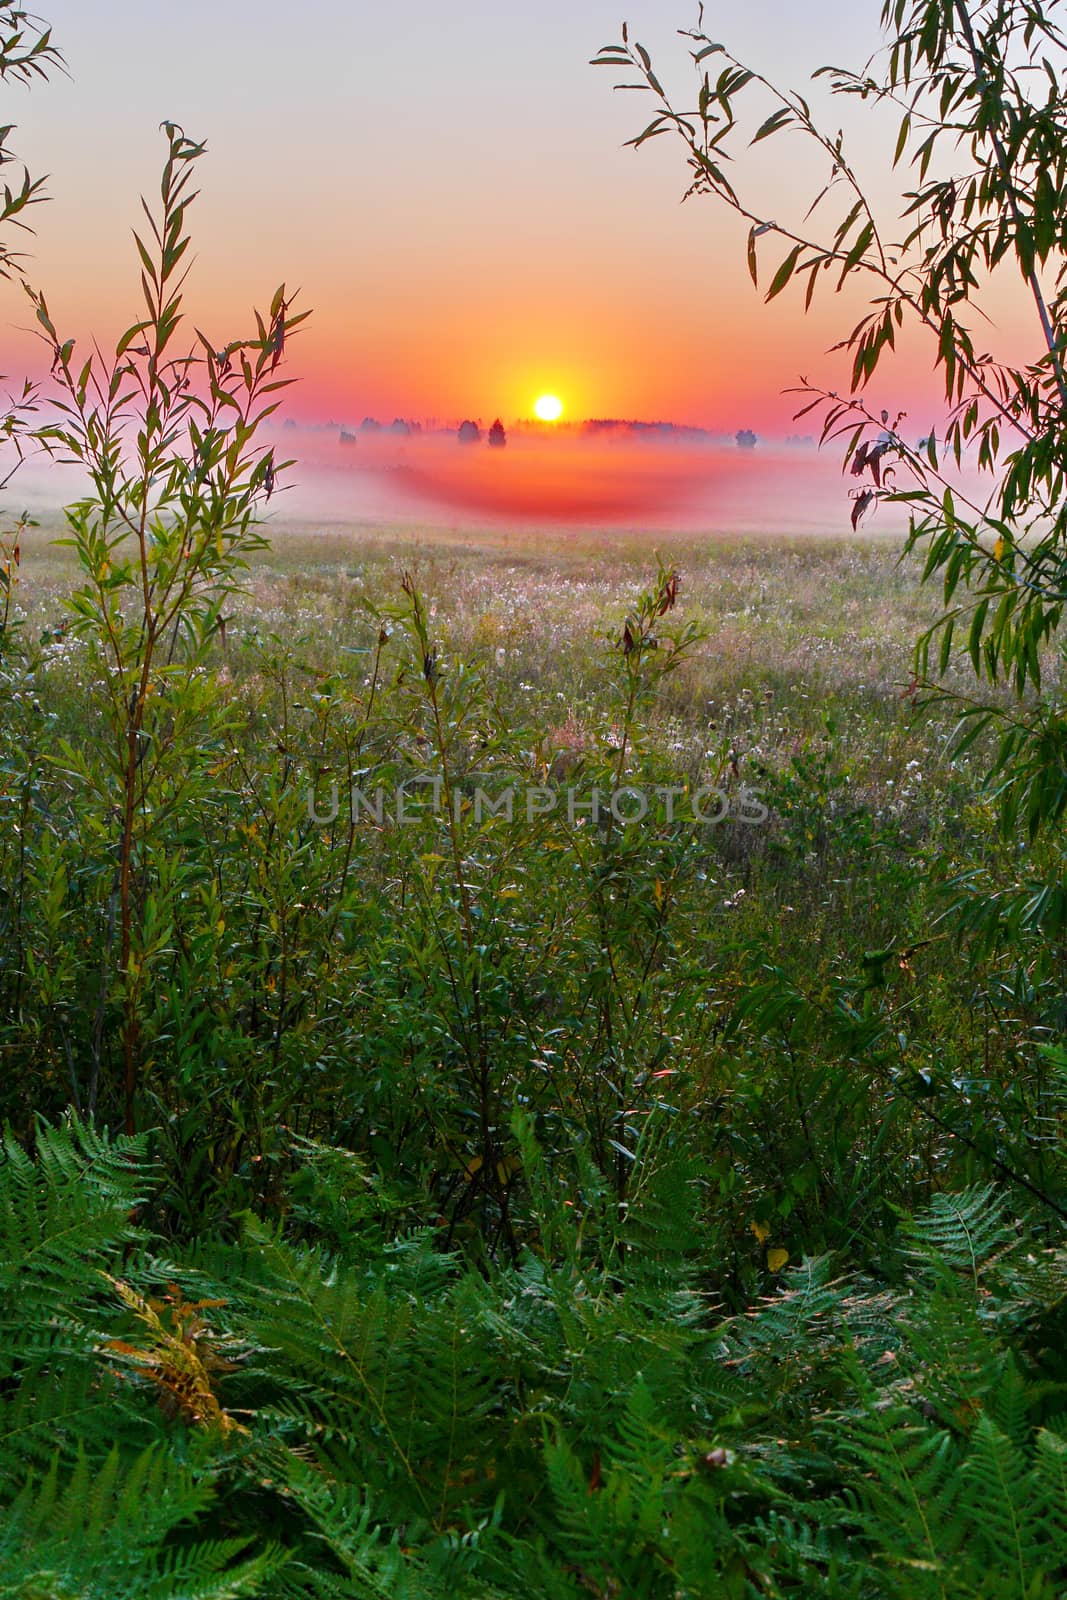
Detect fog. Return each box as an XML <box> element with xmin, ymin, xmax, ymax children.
<box><xmin>265</xmin><ymin>426</ymin><xmax>919</xmax><ymax>538</ymax></box>
<box><xmin>7</xmin><ymin>424</ymin><xmax>974</xmax><ymax>540</ymax></box>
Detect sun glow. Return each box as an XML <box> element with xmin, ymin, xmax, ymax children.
<box><xmin>534</xmin><ymin>394</ymin><xmax>564</xmax><ymax>422</ymax></box>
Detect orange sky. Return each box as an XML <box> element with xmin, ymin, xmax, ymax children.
<box><xmin>0</xmin><ymin>1</ymin><xmax>1044</xmax><ymax>448</ymax></box>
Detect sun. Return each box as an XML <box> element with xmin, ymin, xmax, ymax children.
<box><xmin>534</xmin><ymin>394</ymin><xmax>564</xmax><ymax>423</ymax></box>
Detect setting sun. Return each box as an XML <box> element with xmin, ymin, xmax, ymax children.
<box><xmin>534</xmin><ymin>394</ymin><xmax>564</xmax><ymax>422</ymax></box>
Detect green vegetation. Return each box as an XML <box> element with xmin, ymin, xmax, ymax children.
<box><xmin>2</xmin><ymin>0</ymin><xmax>1067</xmax><ymax>1593</ymax></box>
<box><xmin>6</xmin><ymin>506</ymin><xmax>1066</xmax><ymax>1593</ymax></box>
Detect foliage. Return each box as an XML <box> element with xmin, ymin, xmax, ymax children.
<box><xmin>0</xmin><ymin>1121</ymin><xmax>1064</xmax><ymax>1596</ymax></box>
<box><xmin>593</xmin><ymin>0</ymin><xmax>1067</xmax><ymax>848</ymax></box>
<box><xmin>0</xmin><ymin>2</ymin><xmax>60</xmax><ymax>629</ymax></box>
<box><xmin>25</xmin><ymin>123</ymin><xmax>306</xmax><ymax>1135</ymax></box>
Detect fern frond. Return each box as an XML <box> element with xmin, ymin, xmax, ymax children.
<box><xmin>716</xmin><ymin>1255</ymin><xmax>900</xmax><ymax>1402</ymax></box>
<box><xmin>902</xmin><ymin>1184</ymin><xmax>1016</xmax><ymax>1286</ymax></box>
<box><xmin>0</xmin><ymin>1363</ymin><xmax>122</xmax><ymax>1485</ymax></box>
<box><xmin>1034</xmin><ymin>1425</ymin><xmax>1067</xmax><ymax>1548</ymax></box>
<box><xmin>0</xmin><ymin>1447</ymin><xmax>283</xmax><ymax>1598</ymax></box>
<box><xmin>837</xmin><ymin>1386</ymin><xmax>962</xmax><ymax>1594</ymax></box>
<box><xmin>101</xmin><ymin>1276</ymin><xmax>250</xmax><ymax>1435</ymax></box>
<box><xmin>959</xmin><ymin>1414</ymin><xmax>1043</xmax><ymax>1588</ymax></box>
<box><xmin>0</xmin><ymin>1119</ymin><xmax>151</xmax><ymax>1339</ymax></box>
<box><xmin>747</xmin><ymin>1508</ymin><xmax>872</xmax><ymax>1597</ymax></box>
<box><xmin>274</xmin><ymin>1459</ymin><xmax>417</xmax><ymax>1600</ymax></box>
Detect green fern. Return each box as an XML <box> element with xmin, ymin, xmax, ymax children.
<box><xmin>1</xmin><ymin>1121</ymin><xmax>1064</xmax><ymax>1599</ymax></box>
<box><xmin>901</xmin><ymin>1184</ymin><xmax>1017</xmax><ymax>1287</ymax></box>
<box><xmin>0</xmin><ymin>1447</ymin><xmax>282</xmax><ymax>1599</ymax></box>
<box><xmin>837</xmin><ymin>1392</ymin><xmax>1067</xmax><ymax>1598</ymax></box>
<box><xmin>0</xmin><ymin>1120</ymin><xmax>155</xmax><ymax>1494</ymax></box>
<box><xmin>0</xmin><ymin>1118</ymin><xmax>150</xmax><ymax>1354</ymax></box>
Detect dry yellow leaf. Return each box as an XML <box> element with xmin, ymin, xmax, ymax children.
<box><xmin>767</xmin><ymin>1248</ymin><xmax>789</xmax><ymax>1272</ymax></box>
<box><xmin>751</xmin><ymin>1219</ymin><xmax>771</xmax><ymax>1245</ymax></box>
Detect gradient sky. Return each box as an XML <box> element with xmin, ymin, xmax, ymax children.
<box><xmin>0</xmin><ymin>1</ymin><xmax>1039</xmax><ymax>437</ymax></box>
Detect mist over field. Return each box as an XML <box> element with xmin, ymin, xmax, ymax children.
<box><xmin>10</xmin><ymin>426</ymin><xmax>936</xmax><ymax>538</ymax></box>
<box><xmin>276</xmin><ymin>428</ymin><xmax>919</xmax><ymax>535</ymax></box>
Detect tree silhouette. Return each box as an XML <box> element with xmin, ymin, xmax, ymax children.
<box><xmin>488</xmin><ymin>419</ymin><xmax>506</xmax><ymax>449</ymax></box>
<box><xmin>736</xmin><ymin>428</ymin><xmax>757</xmax><ymax>450</ymax></box>
<box><xmin>458</xmin><ymin>419</ymin><xmax>481</xmax><ymax>444</ymax></box>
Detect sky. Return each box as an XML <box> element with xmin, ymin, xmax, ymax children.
<box><xmin>0</xmin><ymin>2</ymin><xmax>954</xmax><ymax>424</ymax></box>
<box><xmin>0</xmin><ymin>2</ymin><xmax>1038</xmax><ymax>529</ymax></box>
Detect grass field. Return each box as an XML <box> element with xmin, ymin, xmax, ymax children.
<box><xmin>17</xmin><ymin>510</ymin><xmax>1006</xmax><ymax>971</ymax></box>
<box><xmin>18</xmin><ymin>511</ymin><xmax>979</xmax><ymax>797</ymax></box>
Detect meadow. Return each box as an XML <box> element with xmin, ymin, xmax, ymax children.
<box><xmin>4</xmin><ymin>507</ymin><xmax>1065</xmax><ymax>1597</ymax></box>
